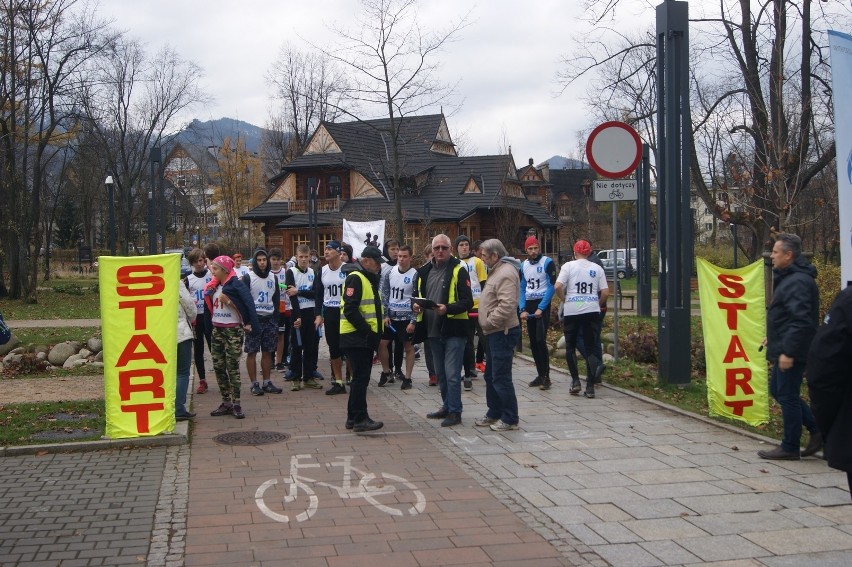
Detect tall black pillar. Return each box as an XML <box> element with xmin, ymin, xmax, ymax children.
<box><xmin>636</xmin><ymin>144</ymin><xmax>652</xmax><ymax>316</ymax></box>
<box><xmin>656</xmin><ymin>0</ymin><xmax>691</xmax><ymax>384</ymax></box>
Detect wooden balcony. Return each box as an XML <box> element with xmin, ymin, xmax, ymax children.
<box><xmin>288</xmin><ymin>197</ymin><xmax>341</xmax><ymax>213</ymax></box>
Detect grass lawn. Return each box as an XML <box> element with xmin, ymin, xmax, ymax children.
<box><xmin>0</xmin><ymin>400</ymin><xmax>104</xmax><ymax>446</ymax></box>
<box><xmin>0</xmin><ymin>286</ymin><xmax>101</xmax><ymax>319</ymax></box>
<box><xmin>11</xmin><ymin>327</ymin><xmax>101</xmax><ymax>346</ymax></box>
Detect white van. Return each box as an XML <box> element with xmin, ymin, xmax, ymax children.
<box><xmin>596</xmin><ymin>248</ymin><xmax>637</xmax><ymax>267</ymax></box>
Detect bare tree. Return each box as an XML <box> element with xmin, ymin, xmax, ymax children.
<box><xmin>558</xmin><ymin>0</ymin><xmax>844</xmax><ymax>260</ymax></box>
<box><xmin>266</xmin><ymin>45</ymin><xmax>349</xmax><ymax>160</ymax></box>
<box><xmin>0</xmin><ymin>0</ymin><xmax>111</xmax><ymax>301</ymax></box>
<box><xmin>260</xmin><ymin>110</ymin><xmax>293</xmax><ymax>179</ymax></box>
<box><xmin>79</xmin><ymin>39</ymin><xmax>207</xmax><ymax>254</ymax></box>
<box><xmin>316</xmin><ymin>0</ymin><xmax>470</xmax><ymax>239</ymax></box>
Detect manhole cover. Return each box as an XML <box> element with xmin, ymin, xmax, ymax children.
<box><xmin>213</xmin><ymin>431</ymin><xmax>290</xmax><ymax>446</ymax></box>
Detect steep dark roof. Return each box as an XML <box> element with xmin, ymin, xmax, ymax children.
<box><xmin>265</xmin><ymin>154</ymin><xmax>558</xmax><ymax>229</ymax></box>
<box><xmin>245</xmin><ymin>114</ymin><xmax>557</xmax><ymax>230</ymax></box>
<box><xmin>240</xmin><ymin>201</ymin><xmax>291</xmax><ymax>221</ymax></box>
<box><xmin>549</xmin><ymin>167</ymin><xmax>596</xmax><ymax>201</ymax></box>
<box><xmin>284</xmin><ymin>114</ymin><xmax>456</xmax><ymax>198</ymax></box>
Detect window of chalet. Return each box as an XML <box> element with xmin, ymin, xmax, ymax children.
<box><xmin>306</xmin><ymin>176</ymin><xmax>319</xmax><ymax>198</ymax></box>
<box><xmin>293</xmin><ymin>233</ymin><xmax>337</xmax><ymax>254</ymax></box>
<box><xmin>405</xmin><ymin>227</ymin><xmax>420</xmax><ymax>257</ymax></box>
<box><xmin>293</xmin><ymin>233</ymin><xmax>310</xmax><ymax>252</ymax></box>
<box><xmin>318</xmin><ymin>233</ymin><xmax>336</xmax><ymax>250</ymax></box>
<box><xmin>327</xmin><ymin>175</ymin><xmax>341</xmax><ymax>198</ymax></box>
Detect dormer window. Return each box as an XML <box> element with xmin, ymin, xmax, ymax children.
<box><xmin>328</xmin><ymin>175</ymin><xmax>341</xmax><ymax>198</ymax></box>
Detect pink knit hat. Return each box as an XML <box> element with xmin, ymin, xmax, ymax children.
<box><xmin>211</xmin><ymin>255</ymin><xmax>235</xmax><ymax>273</ymax></box>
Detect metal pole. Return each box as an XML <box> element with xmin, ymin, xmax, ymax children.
<box><xmin>106</xmin><ymin>177</ymin><xmax>116</xmax><ymax>256</ymax></box>
<box><xmin>637</xmin><ymin>144</ymin><xmax>652</xmax><ymax>316</ymax></box>
<box><xmin>656</xmin><ymin>0</ymin><xmax>691</xmax><ymax>384</ymax></box>
<box><xmin>148</xmin><ymin>191</ymin><xmax>155</xmax><ymax>255</ymax></box>
<box><xmin>612</xmin><ymin>203</ymin><xmax>619</xmax><ymax>361</ymax></box>
<box><xmin>150</xmin><ymin>146</ymin><xmax>162</xmax><ymax>254</ymax></box>
<box><xmin>732</xmin><ymin>224</ymin><xmax>738</xmax><ymax>268</ymax></box>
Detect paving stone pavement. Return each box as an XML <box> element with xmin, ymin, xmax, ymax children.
<box><xmin>0</xmin><ymin>447</ymin><xmax>176</xmax><ymax>566</ymax></box>
<box><xmin>2</xmin><ymin>332</ymin><xmax>852</xmax><ymax>566</ymax></box>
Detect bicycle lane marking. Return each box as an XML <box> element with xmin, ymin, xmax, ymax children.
<box><xmin>254</xmin><ymin>453</ymin><xmax>427</xmax><ymax>524</ymax></box>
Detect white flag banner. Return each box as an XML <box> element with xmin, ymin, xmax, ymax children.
<box><xmin>830</xmin><ymin>30</ymin><xmax>852</xmax><ymax>288</ymax></box>
<box><xmin>343</xmin><ymin>219</ymin><xmax>386</xmax><ymax>259</ymax></box>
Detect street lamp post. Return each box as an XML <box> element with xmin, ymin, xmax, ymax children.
<box><xmin>105</xmin><ymin>176</ymin><xmax>116</xmax><ymax>256</ymax></box>
<box><xmin>173</xmin><ymin>188</ymin><xmax>177</xmax><ymax>248</ymax></box>
<box><xmin>150</xmin><ymin>146</ymin><xmax>162</xmax><ymax>253</ymax></box>
<box><xmin>731</xmin><ymin>222</ymin><xmax>738</xmax><ymax>268</ymax></box>
<box><xmin>148</xmin><ymin>191</ymin><xmax>155</xmax><ymax>255</ymax></box>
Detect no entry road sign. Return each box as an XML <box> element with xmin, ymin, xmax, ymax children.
<box><xmin>586</xmin><ymin>121</ymin><xmax>642</xmax><ymax>179</ymax></box>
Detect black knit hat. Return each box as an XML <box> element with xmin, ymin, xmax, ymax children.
<box><xmin>454</xmin><ymin>234</ymin><xmax>471</xmax><ymax>247</ymax></box>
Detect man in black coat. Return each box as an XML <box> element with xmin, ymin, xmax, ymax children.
<box><xmin>807</xmin><ymin>286</ymin><xmax>852</xmax><ymax>499</ymax></box>
<box><xmin>759</xmin><ymin>233</ymin><xmax>822</xmax><ymax>460</ymax></box>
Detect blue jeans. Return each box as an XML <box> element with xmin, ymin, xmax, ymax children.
<box><xmin>769</xmin><ymin>361</ymin><xmax>817</xmax><ymax>453</ymax></box>
<box><xmin>484</xmin><ymin>327</ymin><xmax>520</xmax><ymax>425</ymax></box>
<box><xmin>176</xmin><ymin>339</ymin><xmax>193</xmax><ymax>415</ymax></box>
<box><xmin>428</xmin><ymin>336</ymin><xmax>465</xmax><ymax>414</ymax></box>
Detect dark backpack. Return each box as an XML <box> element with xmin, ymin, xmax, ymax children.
<box><xmin>0</xmin><ymin>311</ymin><xmax>11</xmax><ymax>345</ymax></box>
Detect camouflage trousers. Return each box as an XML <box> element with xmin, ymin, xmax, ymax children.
<box><xmin>212</xmin><ymin>326</ymin><xmax>244</xmax><ymax>403</ymax></box>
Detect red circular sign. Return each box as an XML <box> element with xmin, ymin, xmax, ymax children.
<box><xmin>585</xmin><ymin>121</ymin><xmax>642</xmax><ymax>179</ymax></box>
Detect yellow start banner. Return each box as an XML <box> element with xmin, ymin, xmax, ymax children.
<box><xmin>99</xmin><ymin>255</ymin><xmax>179</xmax><ymax>438</ymax></box>
<box><xmin>696</xmin><ymin>258</ymin><xmax>769</xmax><ymax>426</ymax></box>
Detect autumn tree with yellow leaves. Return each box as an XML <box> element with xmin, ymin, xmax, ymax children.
<box><xmin>212</xmin><ymin>137</ymin><xmax>266</xmax><ymax>250</ymax></box>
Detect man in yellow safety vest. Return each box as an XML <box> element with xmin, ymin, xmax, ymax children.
<box><xmin>341</xmin><ymin>245</ymin><xmax>386</xmax><ymax>432</ymax></box>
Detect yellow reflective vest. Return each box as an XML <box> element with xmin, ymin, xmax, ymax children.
<box><xmin>340</xmin><ymin>271</ymin><xmax>382</xmax><ymax>334</ymax></box>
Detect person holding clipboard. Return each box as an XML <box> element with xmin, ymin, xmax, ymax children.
<box><xmin>412</xmin><ymin>234</ymin><xmax>473</xmax><ymax>427</ymax></box>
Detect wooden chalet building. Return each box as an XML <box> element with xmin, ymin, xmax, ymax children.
<box><xmin>241</xmin><ymin>114</ymin><xmax>559</xmax><ymax>258</ymax></box>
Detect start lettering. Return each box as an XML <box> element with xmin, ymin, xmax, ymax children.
<box><xmin>717</xmin><ymin>274</ymin><xmax>745</xmax><ymax>298</ymax></box>
<box><xmin>116</xmin><ymin>265</ymin><xmax>165</xmax><ymax>296</ymax></box>
<box><xmin>115</xmin><ymin>334</ymin><xmax>167</xmax><ymax>367</ymax></box>
<box><xmin>716</xmin><ymin>272</ymin><xmax>754</xmax><ymax>416</ymax></box>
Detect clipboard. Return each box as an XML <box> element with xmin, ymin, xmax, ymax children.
<box><xmin>411</xmin><ymin>297</ymin><xmax>438</xmax><ymax>310</ymax></box>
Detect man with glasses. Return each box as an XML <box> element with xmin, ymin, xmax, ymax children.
<box><xmin>413</xmin><ymin>234</ymin><xmax>473</xmax><ymax>427</ymax></box>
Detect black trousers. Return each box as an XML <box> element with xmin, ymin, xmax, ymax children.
<box><xmin>290</xmin><ymin>308</ymin><xmax>318</xmax><ymax>381</ymax></box>
<box><xmin>344</xmin><ymin>347</ymin><xmax>373</xmax><ymax>423</ymax></box>
<box><xmin>463</xmin><ymin>317</ymin><xmax>484</xmax><ymax>377</ymax></box>
<box><xmin>524</xmin><ymin>299</ymin><xmax>550</xmax><ymax>379</ymax></box>
<box><xmin>563</xmin><ymin>312</ymin><xmax>601</xmax><ymax>381</ymax></box>
<box><xmin>193</xmin><ymin>313</ymin><xmax>212</xmax><ymax>376</ymax></box>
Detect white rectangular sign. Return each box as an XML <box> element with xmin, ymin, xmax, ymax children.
<box><xmin>593</xmin><ymin>179</ymin><xmax>638</xmax><ymax>202</ymax></box>
<box><xmin>830</xmin><ymin>30</ymin><xmax>852</xmax><ymax>289</ymax></box>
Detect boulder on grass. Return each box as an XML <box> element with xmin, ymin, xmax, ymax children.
<box><xmin>86</xmin><ymin>337</ymin><xmax>103</xmax><ymax>354</ymax></box>
<box><xmin>48</xmin><ymin>342</ymin><xmax>78</xmax><ymax>366</ymax></box>
<box><xmin>0</xmin><ymin>335</ymin><xmax>20</xmax><ymax>357</ymax></box>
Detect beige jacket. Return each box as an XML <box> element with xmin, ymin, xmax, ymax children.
<box><xmin>479</xmin><ymin>257</ymin><xmax>521</xmax><ymax>335</ymax></box>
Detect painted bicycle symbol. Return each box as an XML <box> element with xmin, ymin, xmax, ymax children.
<box><xmin>609</xmin><ymin>188</ymin><xmax>624</xmax><ymax>199</ymax></box>
<box><xmin>255</xmin><ymin>454</ymin><xmax>427</xmax><ymax>523</ymax></box>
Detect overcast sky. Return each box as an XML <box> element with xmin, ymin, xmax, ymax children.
<box><xmin>99</xmin><ymin>0</ymin><xmax>660</xmax><ymax>163</ymax></box>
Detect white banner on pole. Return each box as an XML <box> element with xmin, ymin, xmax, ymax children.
<box><xmin>342</xmin><ymin>219</ymin><xmax>386</xmax><ymax>259</ymax></box>
<box><xmin>829</xmin><ymin>30</ymin><xmax>852</xmax><ymax>288</ymax></box>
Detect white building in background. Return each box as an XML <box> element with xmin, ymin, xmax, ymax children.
<box><xmin>163</xmin><ymin>143</ymin><xmax>222</xmax><ymax>244</ymax></box>
<box><xmin>692</xmin><ymin>187</ymin><xmax>745</xmax><ymax>243</ymax></box>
